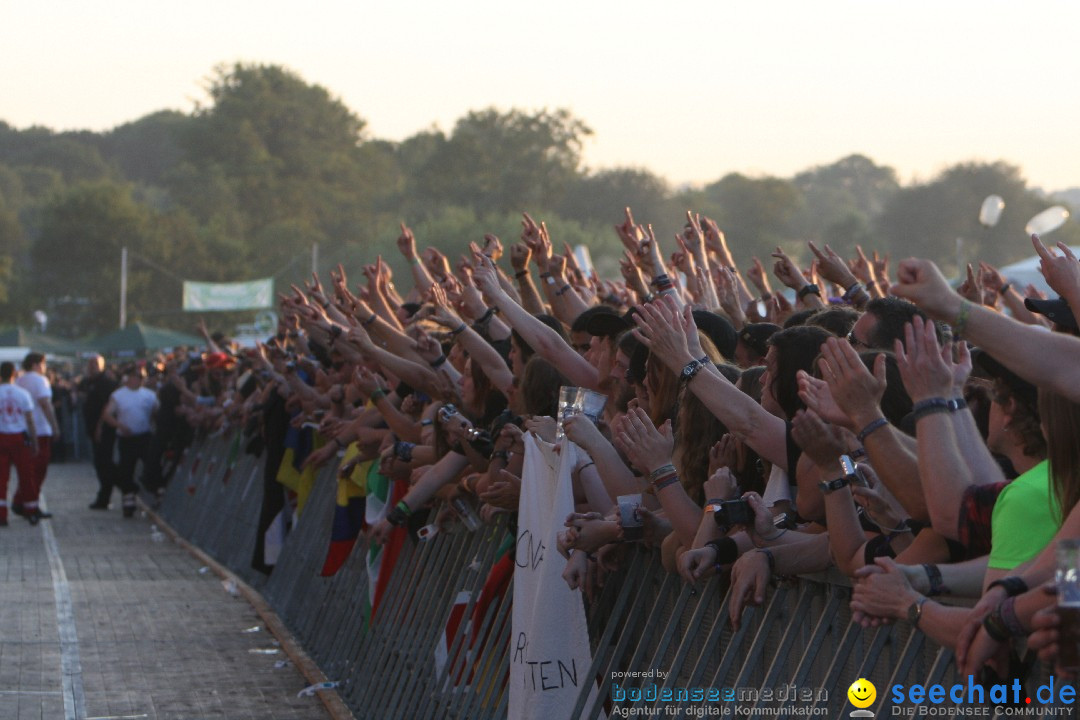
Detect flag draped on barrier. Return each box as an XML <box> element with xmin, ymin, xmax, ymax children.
<box><xmin>510</xmin><ymin>434</ymin><xmax>603</xmax><ymax>719</ymax></box>
<box><xmin>319</xmin><ymin>445</ymin><xmax>369</xmax><ymax>577</ymax></box>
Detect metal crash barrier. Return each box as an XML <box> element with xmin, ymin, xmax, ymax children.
<box><xmin>159</xmin><ymin>433</ymin><xmax>1062</xmax><ymax>719</ymax></box>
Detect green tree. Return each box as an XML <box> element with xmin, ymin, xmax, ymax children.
<box><xmin>32</xmin><ymin>182</ymin><xmax>165</xmax><ymax>337</ymax></box>
<box><xmin>874</xmin><ymin>162</ymin><xmax>1080</xmax><ymax>274</ymax></box>
<box><xmin>412</xmin><ymin>108</ymin><xmax>592</xmax><ymax>217</ymax></box>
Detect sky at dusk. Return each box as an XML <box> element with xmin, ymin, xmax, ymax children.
<box><xmin>4</xmin><ymin>0</ymin><xmax>1079</xmax><ymax>190</ymax></box>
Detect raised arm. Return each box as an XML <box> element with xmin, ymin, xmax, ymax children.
<box><xmin>473</xmin><ymin>257</ymin><xmax>599</xmax><ymax>390</ymax></box>
<box><xmin>632</xmin><ymin>297</ymin><xmax>789</xmax><ymax>470</ymax></box>
<box><xmin>890</xmin><ymin>244</ymin><xmax>1080</xmax><ymax>403</ymax></box>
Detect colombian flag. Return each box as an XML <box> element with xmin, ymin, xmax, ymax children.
<box><xmin>319</xmin><ymin>443</ymin><xmax>370</xmax><ymax>577</ymax></box>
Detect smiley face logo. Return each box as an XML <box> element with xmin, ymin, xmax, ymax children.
<box><xmin>847</xmin><ymin>678</ymin><xmax>876</xmax><ymax>709</ymax></box>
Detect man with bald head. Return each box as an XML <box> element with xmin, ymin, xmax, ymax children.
<box><xmin>77</xmin><ymin>354</ymin><xmax>118</xmax><ymax>509</ymax></box>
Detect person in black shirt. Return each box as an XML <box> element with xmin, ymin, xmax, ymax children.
<box><xmin>77</xmin><ymin>355</ymin><xmax>118</xmax><ymax>509</ymax></box>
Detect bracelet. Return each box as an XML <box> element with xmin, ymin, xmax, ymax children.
<box><xmin>797</xmin><ymin>283</ymin><xmax>821</xmax><ymax>300</ymax></box>
<box><xmin>982</xmin><ymin>608</ymin><xmax>1010</xmax><ymax>643</ymax></box>
<box><xmin>922</xmin><ymin>563</ymin><xmax>950</xmax><ymax>596</ymax></box>
<box><xmin>879</xmin><ymin>520</ymin><xmax>913</xmax><ymax>536</ymax></box>
<box><xmin>987</xmin><ymin>576</ymin><xmax>1029</xmax><ymax>598</ymax></box>
<box><xmin>555</xmin><ymin>284</ymin><xmax>572</xmax><ymax>296</ymax></box>
<box><xmin>449</xmin><ymin>323</ymin><xmax>467</xmax><ymax>337</ymax></box>
<box><xmin>650</xmin><ymin>463</ymin><xmax>677</xmax><ymax>481</ymax></box>
<box><xmin>654</xmin><ymin>474</ymin><xmax>681</xmax><ymax>491</ymax></box>
<box><xmin>756</xmin><ymin>548</ymin><xmax>776</xmax><ymax>574</ymax></box>
<box><xmin>856</xmin><ymin>417</ymin><xmax>889</xmax><ymax>443</ymax></box>
<box><xmin>911</xmin><ymin>397</ymin><xmax>951</xmax><ymax>423</ymax></box>
<box><xmin>999</xmin><ymin>283</ymin><xmax>1011</xmax><ymax>295</ymax></box>
<box><xmin>757</xmin><ymin>527</ymin><xmax>787</xmax><ymax>543</ymax></box>
<box><xmin>651</xmin><ymin>273</ymin><xmax>673</xmax><ymax>292</ymax></box>
<box><xmin>430</xmin><ymin>354</ymin><xmax>448</xmax><ymax>368</ymax></box>
<box><xmin>953</xmin><ymin>300</ymin><xmax>972</xmax><ymax>338</ymax></box>
<box><xmin>514</xmin><ymin>270</ymin><xmax>529</xmax><ymax>280</ymax></box>
<box><xmin>475</xmin><ymin>307</ymin><xmax>497</xmax><ymax>326</ymax></box>
<box><xmin>362</xmin><ymin>313</ymin><xmax>377</xmax><ymax>327</ymax></box>
<box><xmin>578</xmin><ymin>461</ymin><xmax>595</xmax><ymax>472</ymax></box>
<box><xmin>999</xmin><ymin>596</ymin><xmax>1027</xmax><ymax>637</ymax></box>
<box><xmin>387</xmin><ymin>500</ymin><xmax>412</xmax><ymax>527</ymax></box>
<box><xmin>491</xmin><ymin>450</ymin><xmax>510</xmax><ymax>462</ymax></box>
<box><xmin>394</xmin><ymin>441</ymin><xmax>415</xmax><ymax>462</ymax></box>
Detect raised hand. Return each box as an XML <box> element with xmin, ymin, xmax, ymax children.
<box><xmin>818</xmin><ymin>337</ymin><xmax>887</xmax><ymax>427</ymax></box>
<box><xmin>770</xmin><ymin>247</ymin><xmax>808</xmax><ymax>291</ymax></box>
<box><xmin>482</xmin><ymin>233</ymin><xmax>504</xmax><ymax>262</ymax></box>
<box><xmin>631</xmin><ymin>296</ymin><xmax>694</xmax><ymax>373</ymax></box>
<box><xmin>1033</xmin><ymin>233</ymin><xmax>1080</xmax><ymax>300</ymax></box>
<box><xmin>790</xmin><ymin>409</ymin><xmax>849</xmax><ymax>468</ymax></box>
<box><xmin>893</xmin><ymin>315</ymin><xmax>953</xmax><ymax>403</ymax></box>
<box><xmin>889</xmin><ymin>258</ymin><xmax>962</xmax><ymax>321</ymax></box>
<box><xmin>746</xmin><ymin>257</ymin><xmax>772</xmax><ymax>296</ymax></box>
<box><xmin>614</xmin><ymin>407</ymin><xmax>674</xmax><ymax>475</ymax></box>
<box><xmin>808</xmin><ymin>241</ymin><xmax>859</xmax><ymax>290</ymax></box>
<box><xmin>510</xmin><ymin>242</ymin><xmax>532</xmax><ymax>273</ymax></box>
<box><xmin>614</xmin><ymin>206</ymin><xmax>641</xmax><ymax>254</ymax></box>
<box><xmin>397</xmin><ymin>222</ymin><xmax>418</xmax><ymax>259</ymax></box>
<box><xmin>956</xmin><ymin>263</ymin><xmax>983</xmax><ymax>304</ymax></box>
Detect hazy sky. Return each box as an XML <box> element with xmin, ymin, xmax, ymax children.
<box><xmin>4</xmin><ymin>0</ymin><xmax>1079</xmax><ymax>190</ymax></box>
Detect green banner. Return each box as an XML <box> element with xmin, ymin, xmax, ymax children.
<box><xmin>182</xmin><ymin>278</ymin><xmax>274</xmax><ymax>311</ymax></box>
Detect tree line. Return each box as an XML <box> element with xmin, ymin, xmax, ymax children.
<box><xmin>0</xmin><ymin>62</ymin><xmax>1075</xmax><ymax>337</ymax></box>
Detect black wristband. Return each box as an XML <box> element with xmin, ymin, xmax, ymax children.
<box><xmin>514</xmin><ymin>270</ymin><xmax>529</xmax><ymax>280</ymax></box>
<box><xmin>706</xmin><ymin>537</ymin><xmax>740</xmax><ymax>566</ymax></box>
<box><xmin>987</xmin><ymin>576</ymin><xmax>1029</xmax><ymax>598</ymax></box>
<box><xmin>430</xmin><ymin>354</ymin><xmax>448</xmax><ymax>368</ymax></box>
<box><xmin>797</xmin><ymin>283</ymin><xmax>821</xmax><ymax>300</ymax></box>
<box><xmin>756</xmin><ymin>548</ymin><xmax>776</xmax><ymax>574</ymax></box>
<box><xmin>922</xmin><ymin>563</ymin><xmax>950</xmax><ymax>597</ymax></box>
<box><xmin>911</xmin><ymin>397</ymin><xmax>950</xmax><ymax>423</ymax></box>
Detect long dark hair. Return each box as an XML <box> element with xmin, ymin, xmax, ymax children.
<box><xmin>1039</xmin><ymin>387</ymin><xmax>1080</xmax><ymax>523</ymax></box>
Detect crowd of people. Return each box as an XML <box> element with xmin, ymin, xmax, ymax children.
<box><xmin>13</xmin><ymin>209</ymin><xmax>1080</xmax><ymax>688</ymax></box>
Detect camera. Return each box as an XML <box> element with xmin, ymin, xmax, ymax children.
<box><xmin>438</xmin><ymin>404</ymin><xmax>458</xmax><ymax>424</ymax></box>
<box><xmin>713</xmin><ymin>499</ymin><xmax>751</xmax><ymax>528</ymax></box>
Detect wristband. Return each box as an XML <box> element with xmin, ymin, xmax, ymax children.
<box><xmin>387</xmin><ymin>500</ymin><xmax>412</xmax><ymax>527</ymax></box>
<box><xmin>856</xmin><ymin>417</ymin><xmax>889</xmax><ymax>443</ymax></box>
<box><xmin>999</xmin><ymin>596</ymin><xmax>1027</xmax><ymax>637</ymax></box>
<box><xmin>394</xmin><ymin>441</ymin><xmax>415</xmax><ymax>462</ymax></box>
<box><xmin>953</xmin><ymin>300</ymin><xmax>972</xmax><ymax>338</ymax></box>
<box><xmin>514</xmin><ymin>270</ymin><xmax>529</xmax><ymax>280</ymax></box>
<box><xmin>650</xmin><ymin>463</ymin><xmax>676</xmax><ymax>481</ymax></box>
<box><xmin>475</xmin><ymin>307</ymin><xmax>497</xmax><ymax>326</ymax></box>
<box><xmin>982</xmin><ymin>609</ymin><xmax>1010</xmax><ymax>643</ymax></box>
<box><xmin>947</xmin><ymin>396</ymin><xmax>968</xmax><ymax>412</ymax></box>
<box><xmin>987</xmin><ymin>576</ymin><xmax>1028</xmax><ymax>598</ymax></box>
<box><xmin>756</xmin><ymin>548</ymin><xmax>776</xmax><ymax>574</ymax></box>
<box><xmin>911</xmin><ymin>397</ymin><xmax>950</xmax><ymax>423</ymax></box>
<box><xmin>491</xmin><ymin>450</ymin><xmax>510</xmax><ymax>462</ymax></box>
<box><xmin>362</xmin><ymin>313</ymin><xmax>377</xmax><ymax>327</ymax></box>
<box><xmin>797</xmin><ymin>283</ymin><xmax>821</xmax><ymax>300</ymax></box>
<box><xmin>420</xmin><ymin>418</ymin><xmax>433</xmax><ymax>427</ymax></box>
<box><xmin>370</xmin><ymin>388</ymin><xmax>387</xmax><ymax>402</ymax></box>
<box><xmin>999</xmin><ymin>283</ymin><xmax>1011</xmax><ymax>295</ymax></box>
<box><xmin>706</xmin><ymin>537</ymin><xmax>740</xmax><ymax>567</ymax></box>
<box><xmin>430</xmin><ymin>354</ymin><xmax>448</xmax><ymax>368</ymax></box>
<box><xmin>653</xmin><ymin>474</ymin><xmax>681</xmax><ymax>491</ymax></box>
<box><xmin>922</xmin><ymin>563</ymin><xmax>950</xmax><ymax>596</ymax></box>
<box><xmin>555</xmin><ymin>284</ymin><xmax>572</xmax><ymax>296</ymax></box>
<box><xmin>449</xmin><ymin>323</ymin><xmax>467</xmax><ymax>337</ymax></box>
<box><xmin>756</xmin><ymin>527</ymin><xmax>787</xmax><ymax>543</ymax></box>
